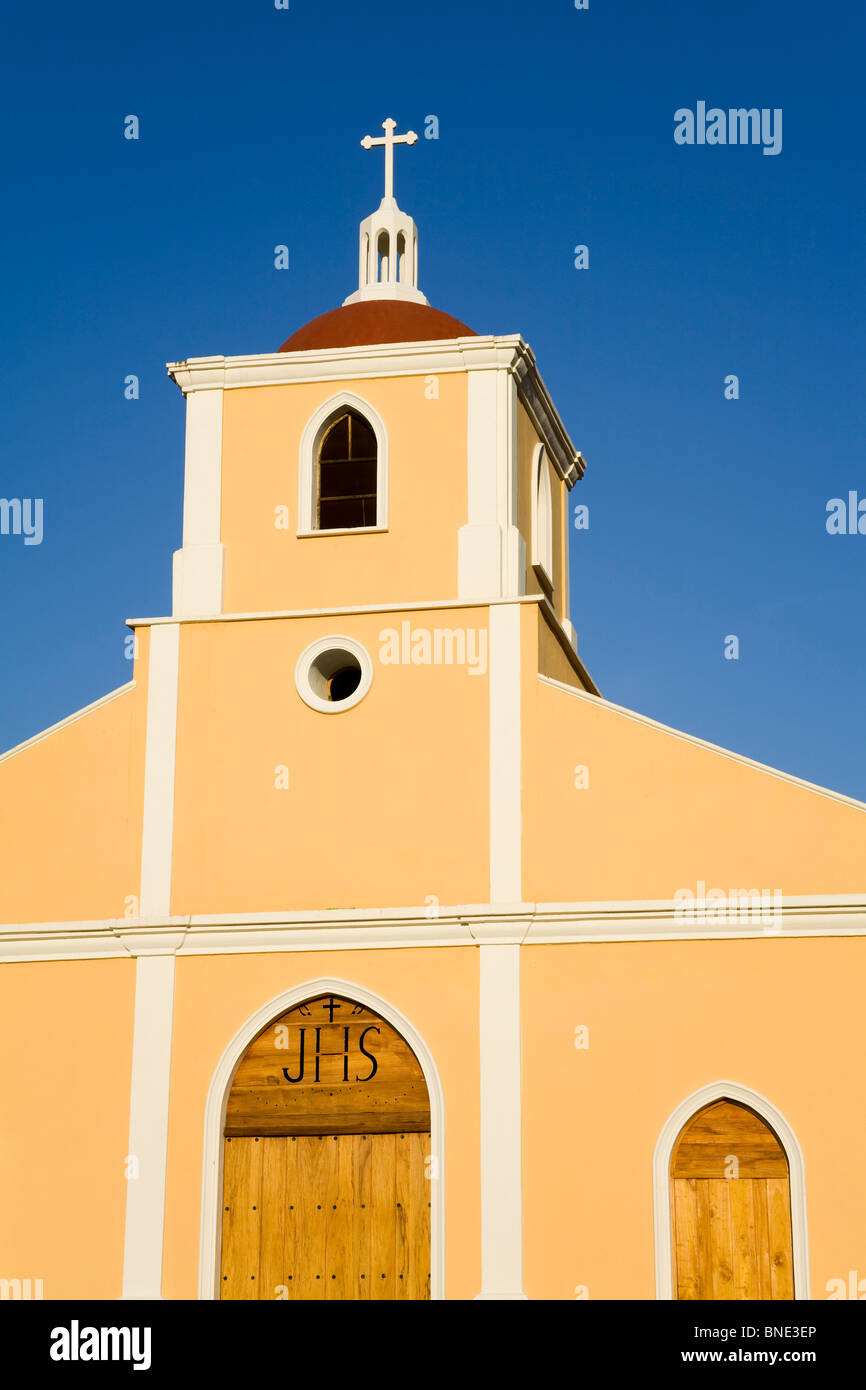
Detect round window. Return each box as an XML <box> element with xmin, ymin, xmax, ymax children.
<box><xmin>295</xmin><ymin>636</ymin><xmax>373</xmax><ymax>713</ymax></box>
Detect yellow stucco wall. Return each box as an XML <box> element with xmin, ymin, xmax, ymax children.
<box><xmin>161</xmin><ymin>947</ymin><xmax>481</xmax><ymax>1299</ymax></box>
<box><xmin>170</xmin><ymin>608</ymin><xmax>490</xmax><ymax>914</ymax></box>
<box><xmin>0</xmin><ymin>958</ymin><xmax>136</xmax><ymax>1298</ymax></box>
<box><xmin>219</xmin><ymin>374</ymin><xmax>468</xmax><ymax>614</ymax></box>
<box><xmin>521</xmin><ymin>936</ymin><xmax>866</xmax><ymax>1299</ymax></box>
<box><xmin>0</xmin><ymin>648</ymin><xmax>148</xmax><ymax>924</ymax></box>
<box><xmin>523</xmin><ymin>675</ymin><xmax>866</xmax><ymax>901</ymax></box>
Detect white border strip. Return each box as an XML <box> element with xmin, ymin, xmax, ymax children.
<box><xmin>197</xmin><ymin>976</ymin><xmax>446</xmax><ymax>1301</ymax></box>
<box><xmin>139</xmin><ymin>625</ymin><xmax>180</xmax><ymax>917</ymax></box>
<box><xmin>652</xmin><ymin>1080</ymin><xmax>810</xmax><ymax>1300</ymax></box>
<box><xmin>121</xmin><ymin>954</ymin><xmax>177</xmax><ymax>1299</ymax></box>
<box><xmin>476</xmin><ymin>943</ymin><xmax>526</xmax><ymax>1299</ymax></box>
<box><xmin>489</xmin><ymin>604</ymin><xmax>522</xmax><ymax>902</ymax></box>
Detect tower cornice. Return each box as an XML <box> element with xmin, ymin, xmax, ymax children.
<box><xmin>167</xmin><ymin>335</ymin><xmax>585</xmax><ymax>487</ymax></box>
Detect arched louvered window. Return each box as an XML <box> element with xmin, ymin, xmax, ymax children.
<box><xmin>316</xmin><ymin>410</ymin><xmax>378</xmax><ymax>530</ymax></box>
<box><xmin>532</xmin><ymin>444</ymin><xmax>554</xmax><ymax>591</ymax></box>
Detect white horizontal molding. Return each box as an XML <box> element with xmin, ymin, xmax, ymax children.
<box><xmin>2</xmin><ymin>896</ymin><xmax>866</xmax><ymax>963</ymax></box>
<box><xmin>525</xmin><ymin>896</ymin><xmax>866</xmax><ymax>943</ymax></box>
<box><xmin>126</xmin><ymin>592</ymin><xmax>545</xmax><ymax>630</ymax></box>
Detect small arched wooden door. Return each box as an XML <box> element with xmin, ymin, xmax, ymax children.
<box><xmin>670</xmin><ymin>1099</ymin><xmax>794</xmax><ymax>1300</ymax></box>
<box><xmin>220</xmin><ymin>994</ymin><xmax>431</xmax><ymax>1300</ymax></box>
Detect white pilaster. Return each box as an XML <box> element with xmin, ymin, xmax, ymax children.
<box><xmin>459</xmin><ymin>369</ymin><xmax>523</xmax><ymax>600</ymax></box>
<box><xmin>476</xmin><ymin>600</ymin><xmax>526</xmax><ymax>1298</ymax></box>
<box><xmin>476</xmin><ymin>939</ymin><xmax>526</xmax><ymax>1299</ymax></box>
<box><xmin>121</xmin><ymin>952</ymin><xmax>177</xmax><ymax>1299</ymax></box>
<box><xmin>489</xmin><ymin>602</ymin><xmax>522</xmax><ymax>903</ymax></box>
<box><xmin>459</xmin><ymin>370</ymin><xmax>503</xmax><ymax>599</ymax></box>
<box><xmin>139</xmin><ymin>622</ymin><xmax>180</xmax><ymax>918</ymax></box>
<box><xmin>123</xmin><ymin>618</ymin><xmax>183</xmax><ymax>1298</ymax></box>
<box><xmin>172</xmin><ymin>387</ymin><xmax>225</xmax><ymax>617</ymax></box>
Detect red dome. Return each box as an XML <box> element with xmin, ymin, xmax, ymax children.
<box><xmin>279</xmin><ymin>299</ymin><xmax>477</xmax><ymax>352</ymax></box>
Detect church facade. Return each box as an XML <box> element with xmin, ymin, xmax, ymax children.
<box><xmin>2</xmin><ymin>122</ymin><xmax>865</xmax><ymax>1303</ymax></box>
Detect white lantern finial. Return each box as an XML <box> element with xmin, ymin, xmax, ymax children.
<box><xmin>343</xmin><ymin>117</ymin><xmax>428</xmax><ymax>307</ymax></box>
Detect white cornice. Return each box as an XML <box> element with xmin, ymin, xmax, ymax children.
<box><xmin>2</xmin><ymin>896</ymin><xmax>865</xmax><ymax>963</ymax></box>
<box><xmin>165</xmin><ymin>335</ymin><xmax>585</xmax><ymax>490</ymax></box>
<box><xmin>511</xmin><ymin>352</ymin><xmax>584</xmax><ymax>487</ymax></box>
<box><xmin>166</xmin><ymin>337</ymin><xmax>524</xmax><ymax>393</ymax></box>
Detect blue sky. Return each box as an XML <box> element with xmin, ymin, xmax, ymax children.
<box><xmin>2</xmin><ymin>0</ymin><xmax>864</xmax><ymax>798</ymax></box>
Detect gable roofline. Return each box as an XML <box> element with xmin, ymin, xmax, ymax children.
<box><xmin>0</xmin><ymin>682</ymin><xmax>135</xmax><ymax>765</ymax></box>
<box><xmin>539</xmin><ymin>674</ymin><xmax>866</xmax><ymax>814</ymax></box>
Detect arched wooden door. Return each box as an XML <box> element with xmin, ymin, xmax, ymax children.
<box><xmin>670</xmin><ymin>1099</ymin><xmax>794</xmax><ymax>1300</ymax></box>
<box><xmin>220</xmin><ymin>994</ymin><xmax>431</xmax><ymax>1300</ymax></box>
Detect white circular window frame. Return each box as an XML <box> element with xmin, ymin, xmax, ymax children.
<box><xmin>294</xmin><ymin>635</ymin><xmax>374</xmax><ymax>714</ymax></box>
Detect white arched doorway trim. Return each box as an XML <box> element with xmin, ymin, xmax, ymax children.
<box><xmin>198</xmin><ymin>976</ymin><xmax>445</xmax><ymax>1300</ymax></box>
<box><xmin>652</xmin><ymin>1080</ymin><xmax>810</xmax><ymax>1300</ymax></box>
<box><xmin>297</xmin><ymin>390</ymin><xmax>389</xmax><ymax>533</ymax></box>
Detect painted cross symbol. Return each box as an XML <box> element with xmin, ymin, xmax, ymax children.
<box><xmin>360</xmin><ymin>118</ymin><xmax>418</xmax><ymax>202</ymax></box>
<box><xmin>321</xmin><ymin>996</ymin><xmax>342</xmax><ymax>1022</ymax></box>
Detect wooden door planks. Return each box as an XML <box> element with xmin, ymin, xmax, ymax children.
<box><xmin>220</xmin><ymin>1132</ymin><xmax>431</xmax><ymax>1300</ymax></box>
<box><xmin>670</xmin><ymin>1099</ymin><xmax>794</xmax><ymax>1301</ymax></box>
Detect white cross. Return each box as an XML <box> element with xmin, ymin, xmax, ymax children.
<box><xmin>360</xmin><ymin>118</ymin><xmax>418</xmax><ymax>202</ymax></box>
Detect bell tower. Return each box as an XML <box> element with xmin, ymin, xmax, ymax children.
<box><xmin>167</xmin><ymin>115</ymin><xmax>590</xmax><ymax>689</ymax></box>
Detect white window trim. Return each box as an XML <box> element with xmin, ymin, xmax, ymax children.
<box><xmin>530</xmin><ymin>443</ymin><xmax>554</xmax><ymax>595</ymax></box>
<box><xmin>294</xmin><ymin>634</ymin><xmax>374</xmax><ymax>714</ymax></box>
<box><xmin>652</xmin><ymin>1080</ymin><xmax>810</xmax><ymax>1300</ymax></box>
<box><xmin>197</xmin><ymin>976</ymin><xmax>446</xmax><ymax>1300</ymax></box>
<box><xmin>297</xmin><ymin>391</ymin><xmax>389</xmax><ymax>535</ymax></box>
<box><xmin>297</xmin><ymin>525</ymin><xmax>387</xmax><ymax>539</ymax></box>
